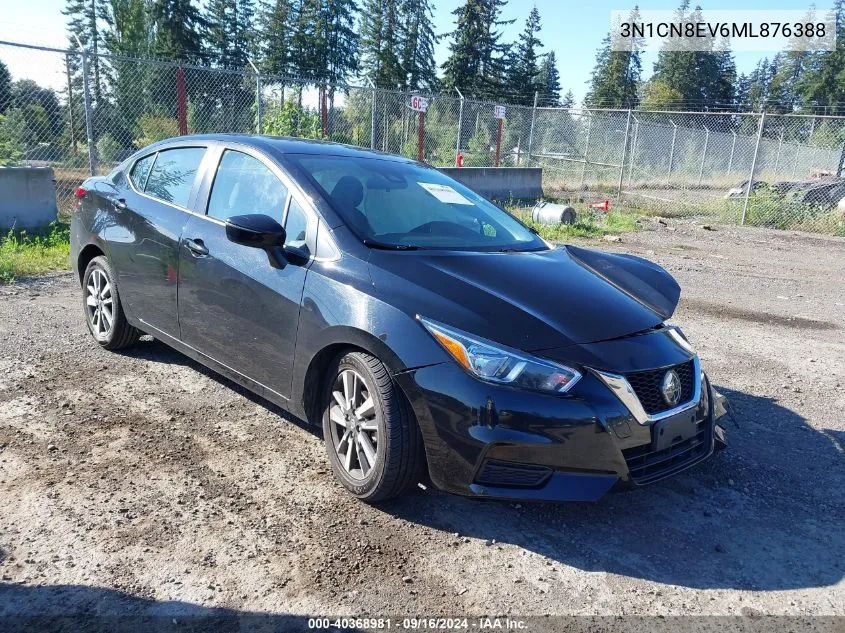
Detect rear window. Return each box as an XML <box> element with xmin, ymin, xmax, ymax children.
<box><xmin>144</xmin><ymin>147</ymin><xmax>206</xmax><ymax>207</ymax></box>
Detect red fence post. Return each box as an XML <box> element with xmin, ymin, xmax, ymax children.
<box><xmin>418</xmin><ymin>111</ymin><xmax>425</xmax><ymax>162</ymax></box>
<box><xmin>494</xmin><ymin>118</ymin><xmax>503</xmax><ymax>167</ymax></box>
<box><xmin>176</xmin><ymin>65</ymin><xmax>188</xmax><ymax>136</ymax></box>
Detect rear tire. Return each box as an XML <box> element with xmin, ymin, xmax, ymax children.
<box><xmin>82</xmin><ymin>256</ymin><xmax>141</xmax><ymax>350</ymax></box>
<box><xmin>321</xmin><ymin>351</ymin><xmax>424</xmax><ymax>502</ymax></box>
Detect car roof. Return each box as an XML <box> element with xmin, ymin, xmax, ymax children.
<box><xmin>147</xmin><ymin>134</ymin><xmax>417</xmax><ymax>164</ymax></box>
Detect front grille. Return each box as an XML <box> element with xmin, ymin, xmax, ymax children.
<box><xmin>475</xmin><ymin>460</ymin><xmax>552</xmax><ymax>488</ymax></box>
<box><xmin>622</xmin><ymin>419</ymin><xmax>711</xmax><ymax>484</ymax></box>
<box><xmin>626</xmin><ymin>360</ymin><xmax>695</xmax><ymax>415</ymax></box>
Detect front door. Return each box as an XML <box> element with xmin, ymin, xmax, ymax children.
<box><xmin>177</xmin><ymin>148</ymin><xmax>312</xmax><ymax>399</ymax></box>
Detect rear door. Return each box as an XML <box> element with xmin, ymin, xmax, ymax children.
<box><xmin>177</xmin><ymin>145</ymin><xmax>315</xmax><ymax>400</ymax></box>
<box><xmin>108</xmin><ymin>145</ymin><xmax>207</xmax><ymax>338</ymax></box>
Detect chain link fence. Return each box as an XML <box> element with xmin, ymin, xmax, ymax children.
<box><xmin>2</xmin><ymin>39</ymin><xmax>845</xmax><ymax>235</ymax></box>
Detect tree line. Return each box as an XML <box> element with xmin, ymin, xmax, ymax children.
<box><xmin>56</xmin><ymin>0</ymin><xmax>566</xmax><ymax>104</ymax></box>
<box><xmin>586</xmin><ymin>1</ymin><xmax>845</xmax><ymax>114</ymax></box>
<box><xmin>4</xmin><ymin>0</ymin><xmax>845</xmax><ymax>167</ymax></box>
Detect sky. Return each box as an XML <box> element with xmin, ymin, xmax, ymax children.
<box><xmin>0</xmin><ymin>0</ymin><xmax>828</xmax><ymax>105</ymax></box>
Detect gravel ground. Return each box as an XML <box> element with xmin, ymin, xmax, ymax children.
<box><xmin>0</xmin><ymin>220</ymin><xmax>843</xmax><ymax>631</ymax></box>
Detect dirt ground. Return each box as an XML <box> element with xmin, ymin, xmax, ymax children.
<box><xmin>1</xmin><ymin>220</ymin><xmax>843</xmax><ymax>631</ymax></box>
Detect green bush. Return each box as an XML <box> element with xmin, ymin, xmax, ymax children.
<box><xmin>134</xmin><ymin>114</ymin><xmax>180</xmax><ymax>147</ymax></box>
<box><xmin>263</xmin><ymin>101</ymin><xmax>321</xmax><ymax>139</ymax></box>
<box><xmin>0</xmin><ymin>112</ymin><xmax>25</xmax><ymax>165</ymax></box>
<box><xmin>96</xmin><ymin>133</ymin><xmax>123</xmax><ymax>163</ymax></box>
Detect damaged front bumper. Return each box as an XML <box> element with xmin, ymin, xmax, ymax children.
<box><xmin>395</xmin><ymin>349</ymin><xmax>728</xmax><ymax>503</ymax></box>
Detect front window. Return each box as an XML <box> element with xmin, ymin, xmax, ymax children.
<box><xmin>207</xmin><ymin>150</ymin><xmax>288</xmax><ymax>221</ymax></box>
<box><xmin>286</xmin><ymin>155</ymin><xmax>546</xmax><ymax>252</ymax></box>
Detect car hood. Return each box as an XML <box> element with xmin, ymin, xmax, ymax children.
<box><xmin>367</xmin><ymin>245</ymin><xmax>680</xmax><ymax>351</ymax></box>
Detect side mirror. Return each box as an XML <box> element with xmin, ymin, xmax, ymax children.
<box><xmin>226</xmin><ymin>214</ymin><xmax>288</xmax><ymax>268</ymax></box>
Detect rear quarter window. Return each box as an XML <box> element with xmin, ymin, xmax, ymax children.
<box><xmin>129</xmin><ymin>154</ymin><xmax>155</xmax><ymax>190</ymax></box>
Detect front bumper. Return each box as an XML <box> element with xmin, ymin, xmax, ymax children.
<box><xmin>395</xmin><ymin>360</ymin><xmax>725</xmax><ymax>502</ymax></box>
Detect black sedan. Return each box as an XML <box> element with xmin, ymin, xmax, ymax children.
<box><xmin>70</xmin><ymin>135</ymin><xmax>727</xmax><ymax>502</ymax></box>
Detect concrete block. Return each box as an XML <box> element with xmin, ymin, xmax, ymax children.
<box><xmin>439</xmin><ymin>167</ymin><xmax>543</xmax><ymax>201</ymax></box>
<box><xmin>0</xmin><ymin>167</ymin><xmax>59</xmax><ymax>230</ymax></box>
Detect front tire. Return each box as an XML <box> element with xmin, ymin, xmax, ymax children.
<box><xmin>322</xmin><ymin>351</ymin><xmax>424</xmax><ymax>502</ymax></box>
<box><xmin>82</xmin><ymin>256</ymin><xmax>140</xmax><ymax>350</ymax></box>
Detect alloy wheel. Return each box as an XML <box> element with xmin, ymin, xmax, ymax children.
<box><xmin>329</xmin><ymin>369</ymin><xmax>379</xmax><ymax>480</ymax></box>
<box><xmin>86</xmin><ymin>268</ymin><xmax>114</xmax><ymax>338</ymax></box>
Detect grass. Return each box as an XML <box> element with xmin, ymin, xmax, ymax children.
<box><xmin>509</xmin><ymin>204</ymin><xmax>643</xmax><ymax>242</ymax></box>
<box><xmin>0</xmin><ymin>223</ymin><xmax>71</xmax><ymax>284</ymax></box>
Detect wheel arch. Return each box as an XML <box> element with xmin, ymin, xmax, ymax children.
<box><xmin>297</xmin><ymin>325</ymin><xmax>409</xmax><ymax>427</ymax></box>
<box><xmin>77</xmin><ymin>243</ymin><xmax>106</xmax><ymax>284</ymax></box>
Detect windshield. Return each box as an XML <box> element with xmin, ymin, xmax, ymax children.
<box><xmin>286</xmin><ymin>154</ymin><xmax>547</xmax><ymax>252</ymax></box>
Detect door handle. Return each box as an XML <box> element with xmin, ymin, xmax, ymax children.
<box><xmin>184</xmin><ymin>238</ymin><xmax>209</xmax><ymax>257</ymax></box>
<box><xmin>114</xmin><ymin>198</ymin><xmax>128</xmax><ymax>211</ymax></box>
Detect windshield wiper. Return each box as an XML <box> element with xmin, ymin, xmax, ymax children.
<box><xmin>362</xmin><ymin>239</ymin><xmax>421</xmax><ymax>251</ymax></box>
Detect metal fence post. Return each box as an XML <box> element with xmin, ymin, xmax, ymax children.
<box><xmin>79</xmin><ymin>45</ymin><xmax>96</xmax><ymax>176</ymax></box>
<box><xmin>667</xmin><ymin>120</ymin><xmax>677</xmax><ymax>179</ymax></box>
<box><xmin>455</xmin><ymin>86</ymin><xmax>464</xmax><ymax>165</ymax></box>
<box><xmin>65</xmin><ymin>54</ymin><xmax>77</xmax><ymax>154</ymax></box>
<box><xmin>365</xmin><ymin>78</ymin><xmax>374</xmax><ymax>147</ymax></box>
<box><xmin>248</xmin><ymin>60</ymin><xmax>262</xmax><ymax>134</ymax></box>
<box><xmin>742</xmin><ymin>111</ymin><xmax>766</xmax><ymax>226</ymax></box>
<box><xmin>727</xmin><ymin>130</ymin><xmax>737</xmax><ymax>174</ymax></box>
<box><xmin>697</xmin><ymin>126</ymin><xmax>710</xmax><ymax>186</ymax></box>
<box><xmin>627</xmin><ymin>117</ymin><xmax>639</xmax><ymax>187</ymax></box>
<box><xmin>616</xmin><ymin>109</ymin><xmax>632</xmax><ymax>203</ymax></box>
<box><xmin>774</xmin><ymin>128</ymin><xmax>784</xmax><ymax>174</ymax></box>
<box><xmin>526</xmin><ymin>91</ymin><xmax>539</xmax><ymax>167</ymax></box>
<box><xmin>578</xmin><ymin>110</ymin><xmax>593</xmax><ymax>194</ymax></box>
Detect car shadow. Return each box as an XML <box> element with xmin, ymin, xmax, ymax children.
<box><xmin>381</xmin><ymin>386</ymin><xmax>844</xmax><ymax>592</ymax></box>
<box><xmin>118</xmin><ymin>337</ymin><xmax>320</xmax><ymax>438</ymax></box>
<box><xmin>115</xmin><ymin>339</ymin><xmax>844</xmax><ymax>593</ymax></box>
<box><xmin>0</xmin><ymin>582</ymin><xmax>358</xmax><ymax>633</ymax></box>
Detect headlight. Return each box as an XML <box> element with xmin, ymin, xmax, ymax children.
<box><xmin>418</xmin><ymin>317</ymin><xmax>581</xmax><ymax>394</ymax></box>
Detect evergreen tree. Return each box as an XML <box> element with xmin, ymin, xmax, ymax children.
<box><xmin>744</xmin><ymin>57</ymin><xmax>772</xmax><ymax>111</ymax></box>
<box><xmin>700</xmin><ymin>37</ymin><xmax>735</xmax><ymax>109</ymax></box>
<box><xmin>359</xmin><ymin>0</ymin><xmax>403</xmax><ymax>87</ymax></box>
<box><xmin>63</xmin><ymin>0</ymin><xmax>108</xmax><ymax>104</ymax></box>
<box><xmin>584</xmin><ymin>7</ymin><xmax>642</xmax><ymax>108</ymax></box>
<box><xmin>506</xmin><ymin>6</ymin><xmax>543</xmax><ymax>105</ymax></box>
<box><xmin>101</xmin><ymin>0</ymin><xmax>154</xmax><ymax>145</ymax></box>
<box><xmin>734</xmin><ymin>72</ymin><xmax>750</xmax><ymax>110</ymax></box>
<box><xmin>770</xmin><ymin>15</ymin><xmax>815</xmax><ymax>115</ymax></box>
<box><xmin>206</xmin><ymin>0</ymin><xmax>256</xmax><ymax>68</ymax></box>
<box><xmin>795</xmin><ymin>3</ymin><xmax>842</xmax><ymax>113</ymax></box>
<box><xmin>537</xmin><ymin>50</ymin><xmax>561</xmax><ymax>106</ymax></box>
<box><xmin>202</xmin><ymin>0</ymin><xmax>257</xmax><ymax>132</ymax></box>
<box><xmin>399</xmin><ymin>0</ymin><xmax>439</xmax><ymax>90</ymax></box>
<box><xmin>260</xmin><ymin>0</ymin><xmax>293</xmax><ymax>76</ymax></box>
<box><xmin>315</xmin><ymin>0</ymin><xmax>359</xmax><ymax>84</ymax></box>
<box><xmin>149</xmin><ymin>0</ymin><xmax>205</xmax><ymax>63</ymax></box>
<box><xmin>646</xmin><ymin>2</ymin><xmax>736</xmax><ymax>110</ymax></box>
<box><xmin>102</xmin><ymin>0</ymin><xmax>152</xmax><ymax>57</ymax></box>
<box><xmin>560</xmin><ymin>89</ymin><xmax>575</xmax><ymax>108</ymax></box>
<box><xmin>442</xmin><ymin>0</ymin><xmax>512</xmax><ymax>99</ymax></box>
